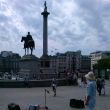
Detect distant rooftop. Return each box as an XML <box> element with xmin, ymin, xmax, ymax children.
<box><xmin>90</xmin><ymin>51</ymin><xmax>110</xmax><ymax>54</ymax></box>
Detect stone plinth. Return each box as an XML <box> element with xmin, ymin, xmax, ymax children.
<box><xmin>19</xmin><ymin>55</ymin><xmax>40</xmax><ymax>79</ymax></box>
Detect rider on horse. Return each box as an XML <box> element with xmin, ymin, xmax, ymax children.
<box><xmin>27</xmin><ymin>32</ymin><xmax>33</xmax><ymax>43</ymax></box>
<box><xmin>21</xmin><ymin>32</ymin><xmax>35</xmax><ymax>55</ymax></box>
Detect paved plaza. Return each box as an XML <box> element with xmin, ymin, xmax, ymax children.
<box><xmin>0</xmin><ymin>80</ymin><xmax>110</xmax><ymax>110</ymax></box>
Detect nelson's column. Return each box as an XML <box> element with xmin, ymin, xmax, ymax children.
<box><xmin>41</xmin><ymin>1</ymin><xmax>50</xmax><ymax>57</ymax></box>
<box><xmin>40</xmin><ymin>1</ymin><xmax>51</xmax><ymax>76</ymax></box>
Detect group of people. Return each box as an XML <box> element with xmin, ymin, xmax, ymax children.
<box><xmin>51</xmin><ymin>71</ymin><xmax>106</xmax><ymax>110</ymax></box>
<box><xmin>66</xmin><ymin>72</ymin><xmax>78</xmax><ymax>85</ymax></box>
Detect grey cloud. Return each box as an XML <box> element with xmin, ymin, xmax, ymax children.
<box><xmin>0</xmin><ymin>36</ymin><xmax>10</xmax><ymax>41</ymax></box>
<box><xmin>0</xmin><ymin>0</ymin><xmax>110</xmax><ymax>56</ymax></box>
<box><xmin>75</xmin><ymin>0</ymin><xmax>110</xmax><ymax>44</ymax></box>
<box><xmin>0</xmin><ymin>14</ymin><xmax>10</xmax><ymax>22</ymax></box>
<box><xmin>10</xmin><ymin>0</ymin><xmax>43</xmax><ymax>38</ymax></box>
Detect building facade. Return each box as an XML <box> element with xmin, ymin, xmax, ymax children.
<box><xmin>0</xmin><ymin>51</ymin><xmax>21</xmax><ymax>75</ymax></box>
<box><xmin>42</xmin><ymin>51</ymin><xmax>81</xmax><ymax>72</ymax></box>
<box><xmin>80</xmin><ymin>55</ymin><xmax>91</xmax><ymax>73</ymax></box>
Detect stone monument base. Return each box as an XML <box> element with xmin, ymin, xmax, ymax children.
<box><xmin>18</xmin><ymin>55</ymin><xmax>40</xmax><ymax>80</ymax></box>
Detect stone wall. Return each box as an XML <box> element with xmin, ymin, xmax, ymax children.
<box><xmin>0</xmin><ymin>79</ymin><xmax>68</xmax><ymax>88</ymax></box>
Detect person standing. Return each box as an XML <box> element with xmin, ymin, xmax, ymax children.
<box><xmin>84</xmin><ymin>71</ymin><xmax>96</xmax><ymax>110</ymax></box>
<box><xmin>81</xmin><ymin>75</ymin><xmax>87</xmax><ymax>87</ymax></box>
<box><xmin>67</xmin><ymin>72</ymin><xmax>73</xmax><ymax>85</ymax></box>
<box><xmin>96</xmin><ymin>77</ymin><xmax>102</xmax><ymax>96</ymax></box>
<box><xmin>52</xmin><ymin>78</ymin><xmax>57</xmax><ymax>96</ymax></box>
<box><xmin>101</xmin><ymin>77</ymin><xmax>105</xmax><ymax>95</ymax></box>
<box><xmin>73</xmin><ymin>73</ymin><xmax>78</xmax><ymax>85</ymax></box>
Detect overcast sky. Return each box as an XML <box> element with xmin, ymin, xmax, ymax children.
<box><xmin>0</xmin><ymin>0</ymin><xmax>110</xmax><ymax>57</ymax></box>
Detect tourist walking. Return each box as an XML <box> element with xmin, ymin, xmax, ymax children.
<box><xmin>96</xmin><ymin>77</ymin><xmax>102</xmax><ymax>96</ymax></box>
<box><xmin>52</xmin><ymin>78</ymin><xmax>57</xmax><ymax>96</ymax></box>
<box><xmin>101</xmin><ymin>77</ymin><xmax>105</xmax><ymax>95</ymax></box>
<box><xmin>84</xmin><ymin>71</ymin><xmax>96</xmax><ymax>110</ymax></box>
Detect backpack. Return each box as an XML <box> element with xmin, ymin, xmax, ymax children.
<box><xmin>70</xmin><ymin>99</ymin><xmax>85</xmax><ymax>108</ymax></box>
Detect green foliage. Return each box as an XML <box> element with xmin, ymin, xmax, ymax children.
<box><xmin>93</xmin><ymin>57</ymin><xmax>110</xmax><ymax>69</ymax></box>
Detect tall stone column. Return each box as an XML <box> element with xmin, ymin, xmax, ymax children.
<box><xmin>41</xmin><ymin>1</ymin><xmax>50</xmax><ymax>57</ymax></box>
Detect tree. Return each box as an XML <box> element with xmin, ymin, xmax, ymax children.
<box><xmin>93</xmin><ymin>57</ymin><xmax>110</xmax><ymax>79</ymax></box>
<box><xmin>93</xmin><ymin>57</ymin><xmax>110</xmax><ymax>69</ymax></box>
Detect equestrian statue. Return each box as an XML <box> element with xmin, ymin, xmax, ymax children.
<box><xmin>21</xmin><ymin>32</ymin><xmax>35</xmax><ymax>55</ymax></box>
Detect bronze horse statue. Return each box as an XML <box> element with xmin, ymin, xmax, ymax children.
<box><xmin>21</xmin><ymin>36</ymin><xmax>35</xmax><ymax>55</ymax></box>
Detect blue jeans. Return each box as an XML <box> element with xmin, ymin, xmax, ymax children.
<box><xmin>86</xmin><ymin>106</ymin><xmax>94</xmax><ymax>110</ymax></box>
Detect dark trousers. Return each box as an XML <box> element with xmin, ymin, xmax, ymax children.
<box><xmin>97</xmin><ymin>84</ymin><xmax>102</xmax><ymax>96</ymax></box>
<box><xmin>52</xmin><ymin>86</ymin><xmax>56</xmax><ymax>96</ymax></box>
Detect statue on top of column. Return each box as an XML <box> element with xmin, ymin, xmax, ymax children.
<box><xmin>44</xmin><ymin>1</ymin><xmax>47</xmax><ymax>11</ymax></box>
